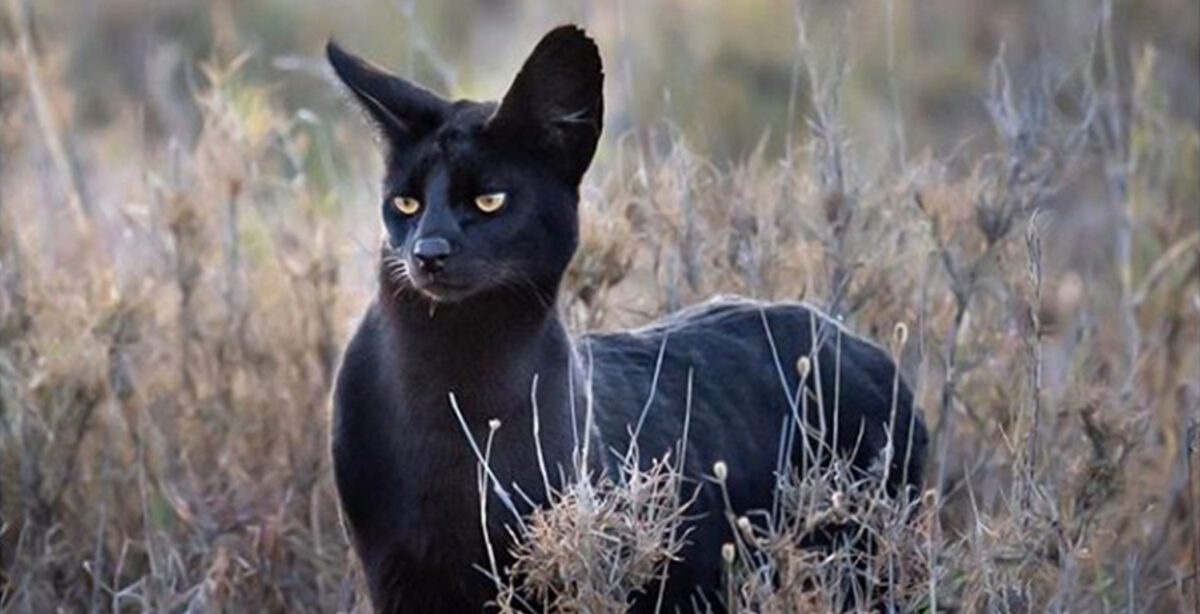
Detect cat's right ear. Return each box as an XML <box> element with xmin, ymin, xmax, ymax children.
<box><xmin>487</xmin><ymin>26</ymin><xmax>604</xmax><ymax>184</ymax></box>
<box><xmin>326</xmin><ymin>40</ymin><xmax>448</xmax><ymax>153</ymax></box>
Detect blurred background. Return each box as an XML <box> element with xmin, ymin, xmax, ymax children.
<box><xmin>1</xmin><ymin>0</ymin><xmax>1197</xmax><ymax>612</ymax></box>
<box><xmin>20</xmin><ymin>0</ymin><xmax>1200</xmax><ymax>153</ymax></box>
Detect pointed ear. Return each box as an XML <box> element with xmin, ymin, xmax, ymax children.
<box><xmin>326</xmin><ymin>40</ymin><xmax>449</xmax><ymax>154</ymax></box>
<box><xmin>488</xmin><ymin>26</ymin><xmax>604</xmax><ymax>183</ymax></box>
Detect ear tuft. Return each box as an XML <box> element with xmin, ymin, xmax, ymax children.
<box><xmin>489</xmin><ymin>25</ymin><xmax>604</xmax><ymax>182</ymax></box>
<box><xmin>326</xmin><ymin>40</ymin><xmax>449</xmax><ymax>152</ymax></box>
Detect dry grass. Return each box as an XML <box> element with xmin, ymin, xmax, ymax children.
<box><xmin>2</xmin><ymin>1</ymin><xmax>1198</xmax><ymax>613</ymax></box>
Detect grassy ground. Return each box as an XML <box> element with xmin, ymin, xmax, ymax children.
<box><xmin>1</xmin><ymin>1</ymin><xmax>1198</xmax><ymax>612</ymax></box>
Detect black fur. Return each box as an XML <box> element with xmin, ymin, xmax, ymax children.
<box><xmin>327</xmin><ymin>25</ymin><xmax>927</xmax><ymax>613</ymax></box>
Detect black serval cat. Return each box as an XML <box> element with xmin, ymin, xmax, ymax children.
<box><xmin>328</xmin><ymin>25</ymin><xmax>926</xmax><ymax>613</ymax></box>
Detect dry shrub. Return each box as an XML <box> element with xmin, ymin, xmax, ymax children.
<box><xmin>498</xmin><ymin>453</ymin><xmax>690</xmax><ymax>614</ymax></box>
<box><xmin>727</xmin><ymin>462</ymin><xmax>935</xmax><ymax>614</ymax></box>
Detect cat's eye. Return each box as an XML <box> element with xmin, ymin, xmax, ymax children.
<box><xmin>475</xmin><ymin>192</ymin><xmax>507</xmax><ymax>214</ymax></box>
<box><xmin>392</xmin><ymin>196</ymin><xmax>421</xmax><ymax>216</ymax></box>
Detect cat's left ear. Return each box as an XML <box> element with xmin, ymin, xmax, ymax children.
<box><xmin>326</xmin><ymin>40</ymin><xmax>449</xmax><ymax>156</ymax></box>
<box><xmin>488</xmin><ymin>25</ymin><xmax>604</xmax><ymax>184</ymax></box>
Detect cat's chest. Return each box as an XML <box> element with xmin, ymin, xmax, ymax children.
<box><xmin>334</xmin><ymin>406</ymin><xmax>483</xmax><ymax>560</ymax></box>
<box><xmin>333</xmin><ymin>380</ymin><xmax>525</xmax><ymax>540</ymax></box>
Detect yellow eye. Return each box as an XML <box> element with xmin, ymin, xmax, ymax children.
<box><xmin>392</xmin><ymin>196</ymin><xmax>421</xmax><ymax>215</ymax></box>
<box><xmin>475</xmin><ymin>192</ymin><xmax>507</xmax><ymax>213</ymax></box>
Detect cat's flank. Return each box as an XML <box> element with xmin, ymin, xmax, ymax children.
<box><xmin>328</xmin><ymin>25</ymin><xmax>927</xmax><ymax>613</ymax></box>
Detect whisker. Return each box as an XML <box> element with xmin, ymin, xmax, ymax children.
<box><xmin>380</xmin><ymin>250</ymin><xmax>415</xmax><ymax>298</ymax></box>
<box><xmin>486</xmin><ymin>260</ymin><xmax>554</xmax><ymax>312</ymax></box>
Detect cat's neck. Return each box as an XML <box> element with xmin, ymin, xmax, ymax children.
<box><xmin>376</xmin><ymin>276</ymin><xmax>575</xmax><ymax>415</ymax></box>
<box><xmin>381</xmin><ymin>288</ymin><xmax>562</xmax><ymax>356</ymax></box>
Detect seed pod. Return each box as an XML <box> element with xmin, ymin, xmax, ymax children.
<box><xmin>736</xmin><ymin>516</ymin><xmax>753</xmax><ymax>538</ymax></box>
<box><xmin>893</xmin><ymin>322</ymin><xmax>909</xmax><ymax>350</ymax></box>
<box><xmin>796</xmin><ymin>356</ymin><xmax>811</xmax><ymax>380</ymax></box>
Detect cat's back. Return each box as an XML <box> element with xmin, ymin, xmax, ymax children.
<box><xmin>582</xmin><ymin>294</ymin><xmax>894</xmax><ymax>406</ymax></box>
<box><xmin>581</xmin><ymin>294</ymin><xmax>923</xmax><ymax>483</ymax></box>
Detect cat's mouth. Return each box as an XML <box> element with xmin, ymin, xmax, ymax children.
<box><xmin>410</xmin><ymin>275</ymin><xmax>473</xmax><ymax>303</ymax></box>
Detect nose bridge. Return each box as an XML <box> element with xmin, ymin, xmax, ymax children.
<box><xmin>414</xmin><ymin>202</ymin><xmax>458</xmax><ymax>241</ymax></box>
<box><xmin>411</xmin><ymin>170</ymin><xmax>456</xmax><ymax>276</ymax></box>
<box><xmin>413</xmin><ymin>169</ymin><xmax>460</xmax><ymax>246</ymax></box>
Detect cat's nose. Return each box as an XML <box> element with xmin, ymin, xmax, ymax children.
<box><xmin>412</xmin><ymin>237</ymin><xmax>452</xmax><ymax>274</ymax></box>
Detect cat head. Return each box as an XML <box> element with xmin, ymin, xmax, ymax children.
<box><xmin>327</xmin><ymin>26</ymin><xmax>603</xmax><ymax>306</ymax></box>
